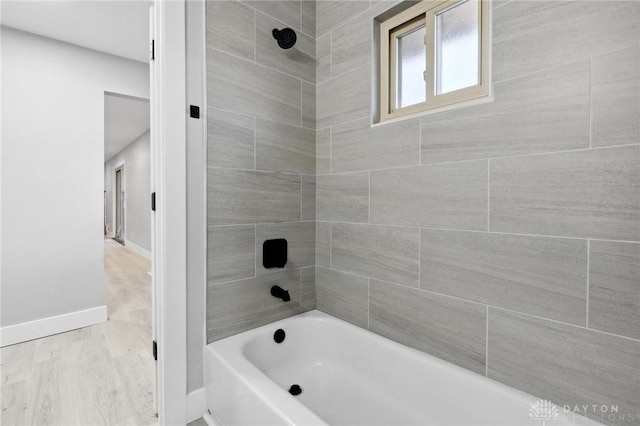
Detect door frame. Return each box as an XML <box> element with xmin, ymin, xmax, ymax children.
<box><xmin>151</xmin><ymin>1</ymin><xmax>187</xmax><ymax>424</ymax></box>
<box><xmin>113</xmin><ymin>162</ymin><xmax>125</xmax><ymax>241</ymax></box>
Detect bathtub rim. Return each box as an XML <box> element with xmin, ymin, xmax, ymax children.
<box><xmin>204</xmin><ymin>309</ymin><xmax>602</xmax><ymax>426</ymax></box>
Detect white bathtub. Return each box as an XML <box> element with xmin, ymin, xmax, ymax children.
<box><xmin>204</xmin><ymin>310</ymin><xmax>600</xmax><ymax>426</ymax></box>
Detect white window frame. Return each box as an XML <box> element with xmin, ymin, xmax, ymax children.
<box><xmin>380</xmin><ymin>0</ymin><xmax>490</xmax><ymax>122</ymax></box>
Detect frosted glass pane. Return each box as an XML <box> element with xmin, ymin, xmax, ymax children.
<box><xmin>397</xmin><ymin>25</ymin><xmax>426</xmax><ymax>108</ymax></box>
<box><xmin>436</xmin><ymin>0</ymin><xmax>479</xmax><ymax>94</ymax></box>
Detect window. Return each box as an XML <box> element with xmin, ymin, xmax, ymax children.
<box><xmin>379</xmin><ymin>0</ymin><xmax>490</xmax><ymax>121</ymax></box>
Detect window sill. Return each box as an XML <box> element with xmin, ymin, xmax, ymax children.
<box><xmin>372</xmin><ymin>93</ymin><xmax>494</xmax><ymax>128</ymax></box>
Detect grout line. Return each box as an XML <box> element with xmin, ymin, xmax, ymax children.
<box><xmin>589</xmin><ymin>58</ymin><xmax>593</xmax><ymax>148</ymax></box>
<box><xmin>315</xmin><ymin>0</ymin><xmax>373</xmax><ymax>39</ymax></box>
<box><xmin>319</xmin><ymin>143</ymin><xmax>640</xmax><ymax>175</ymax></box>
<box><xmin>417</xmin><ymin>229</ymin><xmax>421</xmax><ymax>287</ymax></box>
<box><xmin>207</xmin><ymin>165</ymin><xmax>315</xmax><ymax>176</ymax></box>
<box><xmin>329</xmin><ymin>30</ymin><xmax>333</xmax><ymax>79</ymax></box>
<box><xmin>326</xmin><ymin>269</ymin><xmax>640</xmax><ymax>344</ymax></box>
<box><xmin>253</xmin><ymin>10</ymin><xmax>257</xmax><ymax>62</ymax></box>
<box><xmin>490</xmin><ymin>54</ymin><xmax>605</xmax><ymax>86</ymax></box>
<box><xmin>253</xmin><ymin>116</ymin><xmax>257</xmax><ymax>170</ymax></box>
<box><xmin>216</xmin><ymin>220</ymin><xmax>640</xmax><ymax>246</ymax></box>
<box><xmin>418</xmin><ymin>118</ymin><xmax>423</xmax><ymax>165</ymax></box>
<box><xmin>368</xmin><ymin>171</ymin><xmax>371</xmax><ymax>224</ymax></box>
<box><xmin>329</xmin><ymin>126</ymin><xmax>333</xmax><ymax>174</ymax></box>
<box><xmin>300</xmin><ymin>175</ymin><xmax>303</xmax><ymax>220</ymax></box>
<box><xmin>367</xmin><ymin>278</ymin><xmax>371</xmax><ymax>329</ymax></box>
<box><xmin>485</xmin><ymin>305</ymin><xmax>489</xmax><ymax>377</ymax></box>
<box><xmin>491</xmin><ymin>304</ymin><xmax>640</xmax><ymax>343</ymax></box>
<box><xmin>586</xmin><ymin>239</ymin><xmax>590</xmax><ymax>328</ymax></box>
<box><xmin>329</xmin><ymin>224</ymin><xmax>332</xmax><ymax>268</ymax></box>
<box><xmin>209</xmin><ymin>105</ymin><xmax>318</xmax><ymax>132</ymax></box>
<box><xmin>487</xmin><ymin>159</ymin><xmax>491</xmax><ymax>232</ymax></box>
<box><xmin>218</xmin><ymin>142</ymin><xmax>640</xmax><ymax>178</ymax></box>
<box><xmin>239</xmin><ymin>0</ymin><xmax>315</xmax><ymax>39</ymax></box>
<box><xmin>208</xmin><ymin>220</ymin><xmax>316</xmax><ymax>229</ymax></box>
<box><xmin>206</xmin><ymin>45</ymin><xmax>317</xmax><ymax>85</ymax></box>
<box><xmin>324</xmin><ymin>61</ymin><xmax>373</xmax><ymax>84</ymax></box>
<box><xmin>254</xmin><ymin>225</ymin><xmax>258</xmax><ymax>276</ymax></box>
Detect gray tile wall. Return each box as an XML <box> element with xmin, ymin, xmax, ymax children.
<box><xmin>206</xmin><ymin>1</ymin><xmax>640</xmax><ymax>422</ymax></box>
<box><xmin>206</xmin><ymin>0</ymin><xmax>317</xmax><ymax>342</ymax></box>
<box><xmin>314</xmin><ymin>1</ymin><xmax>640</xmax><ymax>424</ymax></box>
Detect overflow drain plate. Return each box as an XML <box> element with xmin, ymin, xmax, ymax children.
<box><xmin>289</xmin><ymin>384</ymin><xmax>302</xmax><ymax>396</ymax></box>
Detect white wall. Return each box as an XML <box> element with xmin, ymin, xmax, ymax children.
<box><xmin>1</xmin><ymin>27</ymin><xmax>149</xmax><ymax>333</ymax></box>
<box><xmin>105</xmin><ymin>130</ymin><xmax>151</xmax><ymax>255</ymax></box>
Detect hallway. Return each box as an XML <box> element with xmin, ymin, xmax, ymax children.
<box><xmin>1</xmin><ymin>240</ymin><xmax>156</xmax><ymax>425</ymax></box>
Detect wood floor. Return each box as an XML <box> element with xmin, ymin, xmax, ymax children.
<box><xmin>1</xmin><ymin>239</ymin><xmax>156</xmax><ymax>425</ymax></box>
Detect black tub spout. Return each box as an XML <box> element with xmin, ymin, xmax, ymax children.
<box><xmin>271</xmin><ymin>285</ymin><xmax>290</xmax><ymax>302</ymax></box>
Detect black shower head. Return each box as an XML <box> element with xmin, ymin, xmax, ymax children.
<box><xmin>272</xmin><ymin>28</ymin><xmax>297</xmax><ymax>49</ymax></box>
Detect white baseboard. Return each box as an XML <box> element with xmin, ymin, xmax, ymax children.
<box><xmin>124</xmin><ymin>239</ymin><xmax>152</xmax><ymax>260</ymax></box>
<box><xmin>0</xmin><ymin>305</ymin><xmax>108</xmax><ymax>347</ymax></box>
<box><xmin>186</xmin><ymin>387</ymin><xmax>206</xmax><ymax>424</ymax></box>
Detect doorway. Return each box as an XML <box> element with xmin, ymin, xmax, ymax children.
<box><xmin>114</xmin><ymin>165</ymin><xmax>125</xmax><ymax>245</ymax></box>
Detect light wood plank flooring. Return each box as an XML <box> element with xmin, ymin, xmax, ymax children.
<box><xmin>1</xmin><ymin>239</ymin><xmax>156</xmax><ymax>425</ymax></box>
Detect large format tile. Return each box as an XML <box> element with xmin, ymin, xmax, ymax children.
<box><xmin>207</xmin><ymin>225</ymin><xmax>256</xmax><ymax>284</ymax></box>
<box><xmin>317</xmin><ymin>63</ymin><xmax>371</xmax><ymax>128</ymax></box>
<box><xmin>207</xmin><ymin>49</ymin><xmax>301</xmax><ymax>126</ymax></box>
<box><xmin>300</xmin><ymin>266</ymin><xmax>316</xmax><ymax>311</ymax></box>
<box><xmin>301</xmin><ymin>0</ymin><xmax>316</xmax><ymax>37</ymax></box>
<box><xmin>255</xmin><ymin>119</ymin><xmax>315</xmax><ymax>174</ymax></box>
<box><xmin>369</xmin><ymin>280</ymin><xmax>487</xmax><ymax>375</ymax></box>
<box><xmin>316</xmin><ymin>128</ymin><xmax>331</xmax><ymax>174</ymax></box>
<box><xmin>591</xmin><ymin>47</ymin><xmax>640</xmax><ymax>148</ymax></box>
<box><xmin>206</xmin><ymin>0</ymin><xmax>255</xmax><ymax>60</ymax></box>
<box><xmin>316</xmin><ymin>221</ymin><xmax>331</xmax><ymax>268</ymax></box>
<box><xmin>331</xmin><ymin>13</ymin><xmax>372</xmax><ymax>76</ymax></box>
<box><xmin>420</xmin><ymin>230</ymin><xmax>587</xmax><ymax>325</ymax></box>
<box><xmin>301</xmin><ymin>81</ymin><xmax>316</xmax><ymax>129</ymax></box>
<box><xmin>316</xmin><ymin>172</ymin><xmax>369</xmax><ymax>223</ymax></box>
<box><xmin>207</xmin><ymin>108</ymin><xmax>254</xmax><ymax>169</ymax></box>
<box><xmin>316</xmin><ymin>34</ymin><xmax>331</xmax><ymax>84</ymax></box>
<box><xmin>316</xmin><ymin>0</ymin><xmax>370</xmax><ymax>37</ymax></box>
<box><xmin>488</xmin><ymin>308</ymin><xmax>640</xmax><ymax>425</ymax></box>
<box><xmin>370</xmin><ymin>161</ymin><xmax>488</xmax><ymax>230</ymax></box>
<box><xmin>245</xmin><ymin>0</ymin><xmax>301</xmax><ymax>29</ymax></box>
<box><xmin>256</xmin><ymin>221</ymin><xmax>315</xmax><ymax>275</ymax></box>
<box><xmin>332</xmin><ymin>117</ymin><xmax>420</xmax><ymax>173</ymax></box>
<box><xmin>255</xmin><ymin>11</ymin><xmax>315</xmax><ymax>82</ymax></box>
<box><xmin>301</xmin><ymin>175</ymin><xmax>316</xmax><ymax>221</ymax></box>
<box><xmin>492</xmin><ymin>1</ymin><xmax>640</xmax><ymax>82</ymax></box>
<box><xmin>331</xmin><ymin>223</ymin><xmax>419</xmax><ymax>287</ymax></box>
<box><xmin>490</xmin><ymin>146</ymin><xmax>640</xmax><ymax>241</ymax></box>
<box><xmin>421</xmin><ymin>61</ymin><xmax>590</xmax><ymax>164</ymax></box>
<box><xmin>316</xmin><ymin>266</ymin><xmax>368</xmax><ymax>328</ymax></box>
<box><xmin>208</xmin><ymin>169</ymin><xmax>300</xmax><ymax>225</ymax></box>
<box><xmin>589</xmin><ymin>241</ymin><xmax>640</xmax><ymax>340</ymax></box>
<box><xmin>208</xmin><ymin>270</ymin><xmax>302</xmax><ymax>341</ymax></box>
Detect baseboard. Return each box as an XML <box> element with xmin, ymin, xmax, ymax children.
<box><xmin>124</xmin><ymin>239</ymin><xmax>152</xmax><ymax>260</ymax></box>
<box><xmin>0</xmin><ymin>305</ymin><xmax>108</xmax><ymax>347</ymax></box>
<box><xmin>186</xmin><ymin>387</ymin><xmax>206</xmax><ymax>424</ymax></box>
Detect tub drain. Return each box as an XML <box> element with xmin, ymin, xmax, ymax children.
<box><xmin>288</xmin><ymin>384</ymin><xmax>302</xmax><ymax>396</ymax></box>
